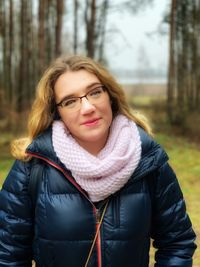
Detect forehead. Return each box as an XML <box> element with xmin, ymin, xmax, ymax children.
<box><xmin>54</xmin><ymin>70</ymin><xmax>100</xmax><ymax>98</ymax></box>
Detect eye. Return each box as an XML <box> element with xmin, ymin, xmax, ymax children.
<box><xmin>61</xmin><ymin>98</ymin><xmax>78</xmax><ymax>107</ymax></box>
<box><xmin>89</xmin><ymin>87</ymin><xmax>103</xmax><ymax>98</ymax></box>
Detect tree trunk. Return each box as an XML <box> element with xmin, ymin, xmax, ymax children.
<box><xmin>85</xmin><ymin>0</ymin><xmax>96</xmax><ymax>58</ymax></box>
<box><xmin>8</xmin><ymin>0</ymin><xmax>13</xmax><ymax>105</ymax></box>
<box><xmin>177</xmin><ymin>1</ymin><xmax>187</xmax><ymax>122</ymax></box>
<box><xmin>55</xmin><ymin>0</ymin><xmax>64</xmax><ymax>56</ymax></box>
<box><xmin>17</xmin><ymin>0</ymin><xmax>30</xmax><ymax>112</ymax></box>
<box><xmin>38</xmin><ymin>0</ymin><xmax>46</xmax><ymax>75</ymax></box>
<box><xmin>73</xmin><ymin>0</ymin><xmax>79</xmax><ymax>54</ymax></box>
<box><xmin>98</xmin><ymin>0</ymin><xmax>109</xmax><ymax>63</ymax></box>
<box><xmin>167</xmin><ymin>0</ymin><xmax>177</xmax><ymax>123</ymax></box>
<box><xmin>192</xmin><ymin>1</ymin><xmax>200</xmax><ymax>110</ymax></box>
<box><xmin>2</xmin><ymin>1</ymin><xmax>9</xmax><ymax>101</ymax></box>
<box><xmin>26</xmin><ymin>0</ymin><xmax>34</xmax><ymax>103</ymax></box>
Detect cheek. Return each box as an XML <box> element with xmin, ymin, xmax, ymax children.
<box><xmin>104</xmin><ymin>100</ymin><xmax>113</xmax><ymax>121</ymax></box>
<box><xmin>98</xmin><ymin>103</ymin><xmax>113</xmax><ymax>130</ymax></box>
<box><xmin>107</xmin><ymin>106</ymin><xmax>113</xmax><ymax>123</ymax></box>
<box><xmin>58</xmin><ymin>111</ymin><xmax>77</xmax><ymax>130</ymax></box>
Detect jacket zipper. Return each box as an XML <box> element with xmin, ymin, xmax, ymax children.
<box><xmin>27</xmin><ymin>152</ymin><xmax>102</xmax><ymax>267</ymax></box>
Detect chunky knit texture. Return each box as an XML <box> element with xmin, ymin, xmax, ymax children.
<box><xmin>52</xmin><ymin>114</ymin><xmax>141</xmax><ymax>201</ymax></box>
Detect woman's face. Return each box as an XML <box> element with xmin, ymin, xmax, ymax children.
<box><xmin>54</xmin><ymin>69</ymin><xmax>113</xmax><ymax>155</ymax></box>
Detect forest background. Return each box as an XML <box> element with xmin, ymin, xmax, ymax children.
<box><xmin>0</xmin><ymin>0</ymin><xmax>199</xmax><ymax>266</ymax></box>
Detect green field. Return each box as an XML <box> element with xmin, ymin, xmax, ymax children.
<box><xmin>0</xmin><ymin>133</ymin><xmax>15</xmax><ymax>185</ymax></box>
<box><xmin>155</xmin><ymin>133</ymin><xmax>200</xmax><ymax>267</ymax></box>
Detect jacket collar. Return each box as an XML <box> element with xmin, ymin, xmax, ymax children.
<box><xmin>26</xmin><ymin>127</ymin><xmax>60</xmax><ymax>165</ymax></box>
<box><xmin>133</xmin><ymin>127</ymin><xmax>168</xmax><ymax>180</ymax></box>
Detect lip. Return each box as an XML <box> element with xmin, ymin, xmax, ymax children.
<box><xmin>81</xmin><ymin>118</ymin><xmax>100</xmax><ymax>126</ymax></box>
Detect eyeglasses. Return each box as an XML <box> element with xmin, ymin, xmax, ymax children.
<box><xmin>56</xmin><ymin>85</ymin><xmax>107</xmax><ymax>111</ymax></box>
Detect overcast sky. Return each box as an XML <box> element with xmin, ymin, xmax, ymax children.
<box><xmin>105</xmin><ymin>0</ymin><xmax>170</xmax><ymax>72</ymax></box>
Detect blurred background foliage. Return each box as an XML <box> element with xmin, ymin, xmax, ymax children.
<box><xmin>0</xmin><ymin>0</ymin><xmax>199</xmax><ymax>135</ymax></box>
<box><xmin>0</xmin><ymin>0</ymin><xmax>199</xmax><ymax>266</ymax></box>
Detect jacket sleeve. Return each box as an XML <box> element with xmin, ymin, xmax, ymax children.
<box><xmin>0</xmin><ymin>160</ymin><xmax>33</xmax><ymax>267</ymax></box>
<box><xmin>151</xmin><ymin>162</ymin><xmax>197</xmax><ymax>267</ymax></box>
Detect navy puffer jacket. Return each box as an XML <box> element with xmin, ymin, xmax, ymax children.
<box><xmin>0</xmin><ymin>127</ymin><xmax>196</xmax><ymax>267</ymax></box>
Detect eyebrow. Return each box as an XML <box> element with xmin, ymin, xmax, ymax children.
<box><xmin>57</xmin><ymin>82</ymin><xmax>103</xmax><ymax>103</ymax></box>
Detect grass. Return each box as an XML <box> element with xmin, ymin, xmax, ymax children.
<box><xmin>0</xmin><ymin>97</ymin><xmax>199</xmax><ymax>265</ymax></box>
<box><xmin>154</xmin><ymin>133</ymin><xmax>200</xmax><ymax>267</ymax></box>
<box><xmin>131</xmin><ymin>95</ymin><xmax>200</xmax><ymax>266</ymax></box>
<box><xmin>0</xmin><ymin>133</ymin><xmax>15</xmax><ymax>186</ymax></box>
<box><xmin>129</xmin><ymin>95</ymin><xmax>166</xmax><ymax>107</ymax></box>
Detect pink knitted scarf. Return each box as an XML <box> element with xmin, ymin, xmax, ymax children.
<box><xmin>52</xmin><ymin>114</ymin><xmax>141</xmax><ymax>202</ymax></box>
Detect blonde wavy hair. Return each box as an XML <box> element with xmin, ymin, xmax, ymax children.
<box><xmin>11</xmin><ymin>55</ymin><xmax>152</xmax><ymax>160</ymax></box>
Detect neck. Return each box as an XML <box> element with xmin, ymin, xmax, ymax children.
<box><xmin>75</xmin><ymin>138</ymin><xmax>107</xmax><ymax>156</ymax></box>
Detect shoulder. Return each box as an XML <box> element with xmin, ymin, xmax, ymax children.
<box><xmin>137</xmin><ymin>128</ymin><xmax>180</xmax><ymax>191</ymax></box>
<box><xmin>132</xmin><ymin>127</ymin><xmax>169</xmax><ymax>179</ymax></box>
<box><xmin>1</xmin><ymin>160</ymin><xmax>32</xmax><ymax>194</ymax></box>
<box><xmin>138</xmin><ymin>127</ymin><xmax>157</xmax><ymax>155</ymax></box>
<box><xmin>27</xmin><ymin>127</ymin><xmax>52</xmax><ymax>154</ymax></box>
<box><xmin>26</xmin><ymin>127</ymin><xmax>59</xmax><ymax>163</ymax></box>
<box><xmin>138</xmin><ymin>127</ymin><xmax>168</xmax><ymax>166</ymax></box>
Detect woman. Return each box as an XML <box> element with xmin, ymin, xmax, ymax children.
<box><xmin>0</xmin><ymin>55</ymin><xmax>196</xmax><ymax>267</ymax></box>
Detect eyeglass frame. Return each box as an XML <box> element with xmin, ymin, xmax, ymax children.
<box><xmin>56</xmin><ymin>85</ymin><xmax>107</xmax><ymax>109</ymax></box>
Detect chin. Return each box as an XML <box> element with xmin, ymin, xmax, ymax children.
<box><xmin>82</xmin><ymin>131</ymin><xmax>108</xmax><ymax>143</ymax></box>
<box><xmin>83</xmin><ymin>135</ymin><xmax>104</xmax><ymax>143</ymax></box>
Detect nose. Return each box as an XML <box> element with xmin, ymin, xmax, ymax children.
<box><xmin>80</xmin><ymin>97</ymin><xmax>96</xmax><ymax>114</ymax></box>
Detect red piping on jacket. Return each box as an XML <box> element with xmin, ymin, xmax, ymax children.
<box><xmin>94</xmin><ymin>206</ymin><xmax>102</xmax><ymax>267</ymax></box>
<box><xmin>27</xmin><ymin>152</ymin><xmax>91</xmax><ymax>201</ymax></box>
<box><xmin>97</xmin><ymin>223</ymin><xmax>102</xmax><ymax>267</ymax></box>
<box><xmin>27</xmin><ymin>152</ymin><xmax>102</xmax><ymax>267</ymax></box>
